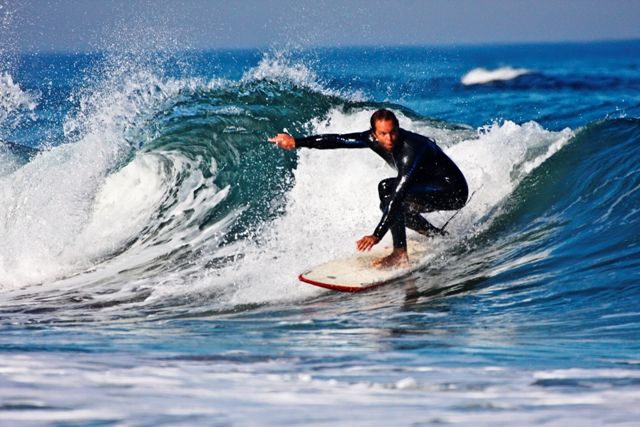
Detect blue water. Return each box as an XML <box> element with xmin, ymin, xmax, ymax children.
<box><xmin>1</xmin><ymin>40</ymin><xmax>640</xmax><ymax>426</ymax></box>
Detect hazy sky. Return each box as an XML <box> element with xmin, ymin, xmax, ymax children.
<box><xmin>3</xmin><ymin>0</ymin><xmax>640</xmax><ymax>52</ymax></box>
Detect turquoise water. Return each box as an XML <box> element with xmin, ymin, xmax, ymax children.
<box><xmin>1</xmin><ymin>41</ymin><xmax>640</xmax><ymax>425</ymax></box>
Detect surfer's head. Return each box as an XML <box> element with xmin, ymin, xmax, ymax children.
<box><xmin>370</xmin><ymin>109</ymin><xmax>399</xmax><ymax>151</ymax></box>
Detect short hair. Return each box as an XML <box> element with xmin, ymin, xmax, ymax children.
<box><xmin>370</xmin><ymin>109</ymin><xmax>399</xmax><ymax>130</ymax></box>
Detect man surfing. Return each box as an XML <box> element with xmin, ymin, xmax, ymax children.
<box><xmin>268</xmin><ymin>109</ymin><xmax>468</xmax><ymax>268</ymax></box>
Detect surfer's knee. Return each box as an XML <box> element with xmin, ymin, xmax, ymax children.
<box><xmin>378</xmin><ymin>178</ymin><xmax>395</xmax><ymax>200</ymax></box>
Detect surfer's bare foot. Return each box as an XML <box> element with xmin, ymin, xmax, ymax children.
<box><xmin>372</xmin><ymin>248</ymin><xmax>409</xmax><ymax>269</ymax></box>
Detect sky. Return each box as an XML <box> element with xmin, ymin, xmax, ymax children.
<box><xmin>3</xmin><ymin>0</ymin><xmax>640</xmax><ymax>53</ymax></box>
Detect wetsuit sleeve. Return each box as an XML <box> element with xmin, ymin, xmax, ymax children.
<box><xmin>294</xmin><ymin>131</ymin><xmax>370</xmax><ymax>149</ymax></box>
<box><xmin>373</xmin><ymin>144</ymin><xmax>427</xmax><ymax>239</ymax></box>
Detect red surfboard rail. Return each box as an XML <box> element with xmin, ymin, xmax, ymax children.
<box><xmin>298</xmin><ymin>273</ymin><xmax>395</xmax><ymax>292</ymax></box>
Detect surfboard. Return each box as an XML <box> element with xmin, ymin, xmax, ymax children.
<box><xmin>298</xmin><ymin>240</ymin><xmax>429</xmax><ymax>292</ymax></box>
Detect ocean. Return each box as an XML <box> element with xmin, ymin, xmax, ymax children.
<box><xmin>1</xmin><ymin>40</ymin><xmax>639</xmax><ymax>426</ymax></box>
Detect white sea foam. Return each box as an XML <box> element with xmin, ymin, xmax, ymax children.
<box><xmin>461</xmin><ymin>66</ymin><xmax>533</xmax><ymax>86</ymax></box>
<box><xmin>0</xmin><ymin>146</ymin><xmax>228</xmax><ymax>289</ymax></box>
<box><xmin>1</xmin><ymin>352</ymin><xmax>639</xmax><ymax>426</ymax></box>
<box><xmin>446</xmin><ymin>120</ymin><xmax>573</xmax><ymax>233</ymax></box>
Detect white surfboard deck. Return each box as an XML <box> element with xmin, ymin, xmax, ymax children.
<box><xmin>298</xmin><ymin>240</ymin><xmax>429</xmax><ymax>292</ymax></box>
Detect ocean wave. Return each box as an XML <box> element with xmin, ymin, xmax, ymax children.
<box><xmin>461</xmin><ymin>66</ymin><xmax>533</xmax><ymax>86</ymax></box>
<box><xmin>0</xmin><ymin>54</ymin><xmax>354</xmax><ymax>290</ymax></box>
<box><xmin>9</xmin><ymin>53</ymin><xmax>629</xmax><ymax>323</ymax></box>
<box><xmin>446</xmin><ymin>118</ymin><xmax>640</xmax><ymax>325</ymax></box>
<box><xmin>461</xmin><ymin>66</ymin><xmax>640</xmax><ymax>92</ymax></box>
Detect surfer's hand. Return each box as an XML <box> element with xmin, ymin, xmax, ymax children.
<box><xmin>268</xmin><ymin>133</ymin><xmax>296</xmax><ymax>150</ymax></box>
<box><xmin>356</xmin><ymin>235</ymin><xmax>380</xmax><ymax>252</ymax></box>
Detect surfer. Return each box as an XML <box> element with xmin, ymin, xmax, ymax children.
<box><xmin>268</xmin><ymin>109</ymin><xmax>468</xmax><ymax>268</ymax></box>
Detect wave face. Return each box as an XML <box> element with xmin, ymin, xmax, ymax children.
<box><xmin>0</xmin><ymin>57</ymin><xmax>328</xmax><ymax>290</ymax></box>
<box><xmin>0</xmin><ymin>59</ymin><xmax>575</xmax><ymax>314</ymax></box>
<box><xmin>0</xmin><ymin>42</ymin><xmax>639</xmax><ymax>425</ymax></box>
<box><xmin>445</xmin><ymin>118</ymin><xmax>640</xmax><ymax>332</ymax></box>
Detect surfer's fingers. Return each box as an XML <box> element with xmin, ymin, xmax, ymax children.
<box><xmin>356</xmin><ymin>236</ymin><xmax>375</xmax><ymax>251</ymax></box>
<box><xmin>267</xmin><ymin>133</ymin><xmax>284</xmax><ymax>141</ymax></box>
<box><xmin>268</xmin><ymin>134</ymin><xmax>294</xmax><ymax>149</ymax></box>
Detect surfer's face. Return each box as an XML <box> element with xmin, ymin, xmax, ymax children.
<box><xmin>373</xmin><ymin>119</ymin><xmax>399</xmax><ymax>151</ymax></box>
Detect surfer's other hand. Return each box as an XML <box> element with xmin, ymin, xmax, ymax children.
<box><xmin>356</xmin><ymin>235</ymin><xmax>380</xmax><ymax>252</ymax></box>
<box><xmin>268</xmin><ymin>133</ymin><xmax>296</xmax><ymax>150</ymax></box>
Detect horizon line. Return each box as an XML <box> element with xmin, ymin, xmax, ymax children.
<box><xmin>11</xmin><ymin>37</ymin><xmax>640</xmax><ymax>56</ymax></box>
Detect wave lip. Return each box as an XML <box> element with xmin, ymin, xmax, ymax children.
<box><xmin>461</xmin><ymin>66</ymin><xmax>533</xmax><ymax>86</ymax></box>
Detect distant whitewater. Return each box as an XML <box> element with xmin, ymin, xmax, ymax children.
<box><xmin>461</xmin><ymin>66</ymin><xmax>533</xmax><ymax>85</ymax></box>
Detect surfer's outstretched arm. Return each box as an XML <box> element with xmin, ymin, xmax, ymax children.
<box><xmin>268</xmin><ymin>131</ymin><xmax>370</xmax><ymax>150</ymax></box>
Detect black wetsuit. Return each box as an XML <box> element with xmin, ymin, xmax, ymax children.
<box><xmin>295</xmin><ymin>129</ymin><xmax>468</xmax><ymax>249</ymax></box>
